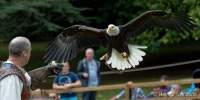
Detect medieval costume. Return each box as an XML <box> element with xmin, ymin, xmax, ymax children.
<box><xmin>0</xmin><ymin>60</ymin><xmax>31</xmax><ymax>100</ymax></box>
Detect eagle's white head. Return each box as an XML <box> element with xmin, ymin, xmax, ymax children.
<box><xmin>106</xmin><ymin>24</ymin><xmax>120</xmax><ymax>36</ymax></box>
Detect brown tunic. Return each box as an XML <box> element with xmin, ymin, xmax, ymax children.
<box><xmin>0</xmin><ymin>62</ymin><xmax>30</xmax><ymax>100</ymax></box>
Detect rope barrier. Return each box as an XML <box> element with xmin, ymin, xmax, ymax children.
<box><xmin>47</xmin><ymin>58</ymin><xmax>200</xmax><ymax>77</ymax></box>
<box><xmin>101</xmin><ymin>58</ymin><xmax>200</xmax><ymax>75</ymax></box>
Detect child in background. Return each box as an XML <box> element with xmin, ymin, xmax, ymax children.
<box><xmin>110</xmin><ymin>82</ymin><xmax>146</xmax><ymax>100</ymax></box>
<box><xmin>53</xmin><ymin>62</ymin><xmax>81</xmax><ymax>100</ymax></box>
<box><xmin>167</xmin><ymin>84</ymin><xmax>184</xmax><ymax>96</ymax></box>
<box><xmin>147</xmin><ymin>75</ymin><xmax>171</xmax><ymax>97</ymax></box>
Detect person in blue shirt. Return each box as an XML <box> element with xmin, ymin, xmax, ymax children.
<box><xmin>186</xmin><ymin>69</ymin><xmax>200</xmax><ymax>96</ymax></box>
<box><xmin>77</xmin><ymin>48</ymin><xmax>101</xmax><ymax>100</ymax></box>
<box><xmin>53</xmin><ymin>62</ymin><xmax>81</xmax><ymax>100</ymax></box>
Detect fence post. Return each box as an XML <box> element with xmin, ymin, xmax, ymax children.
<box><xmin>125</xmin><ymin>81</ymin><xmax>133</xmax><ymax>100</ymax></box>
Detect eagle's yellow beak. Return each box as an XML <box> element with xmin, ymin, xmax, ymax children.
<box><xmin>107</xmin><ymin>25</ymin><xmax>114</xmax><ymax>33</ymax></box>
<box><xmin>107</xmin><ymin>27</ymin><xmax>112</xmax><ymax>33</ymax></box>
<box><xmin>106</xmin><ymin>24</ymin><xmax>120</xmax><ymax>36</ymax></box>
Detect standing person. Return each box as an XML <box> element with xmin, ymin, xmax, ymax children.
<box><xmin>53</xmin><ymin>62</ymin><xmax>81</xmax><ymax>100</ymax></box>
<box><xmin>77</xmin><ymin>48</ymin><xmax>101</xmax><ymax>100</ymax></box>
<box><xmin>0</xmin><ymin>37</ymin><xmax>32</xmax><ymax>100</ymax></box>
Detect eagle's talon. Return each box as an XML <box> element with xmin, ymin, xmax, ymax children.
<box><xmin>121</xmin><ymin>52</ymin><xmax>128</xmax><ymax>58</ymax></box>
<box><xmin>100</xmin><ymin>53</ymin><xmax>108</xmax><ymax>61</ymax></box>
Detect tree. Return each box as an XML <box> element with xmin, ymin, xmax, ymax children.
<box><xmin>0</xmin><ymin>0</ymin><xmax>87</xmax><ymax>40</ymax></box>
<box><xmin>0</xmin><ymin>0</ymin><xmax>199</xmax><ymax>51</ymax></box>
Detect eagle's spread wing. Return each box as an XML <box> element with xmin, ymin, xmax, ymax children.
<box><xmin>44</xmin><ymin>25</ymin><xmax>106</xmax><ymax>63</ymax></box>
<box><xmin>120</xmin><ymin>10</ymin><xmax>196</xmax><ymax>38</ymax></box>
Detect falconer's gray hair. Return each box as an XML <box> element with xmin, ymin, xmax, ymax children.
<box><xmin>9</xmin><ymin>36</ymin><xmax>31</xmax><ymax>57</ymax></box>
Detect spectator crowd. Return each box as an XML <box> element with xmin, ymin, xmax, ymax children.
<box><xmin>50</xmin><ymin>48</ymin><xmax>200</xmax><ymax>100</ymax></box>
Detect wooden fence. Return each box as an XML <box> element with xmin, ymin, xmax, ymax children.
<box><xmin>32</xmin><ymin>78</ymin><xmax>200</xmax><ymax>100</ymax></box>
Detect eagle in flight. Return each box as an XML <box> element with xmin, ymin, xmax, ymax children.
<box><xmin>44</xmin><ymin>10</ymin><xmax>196</xmax><ymax>71</ymax></box>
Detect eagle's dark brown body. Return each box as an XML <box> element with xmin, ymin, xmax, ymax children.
<box><xmin>107</xmin><ymin>35</ymin><xmax>130</xmax><ymax>56</ymax></box>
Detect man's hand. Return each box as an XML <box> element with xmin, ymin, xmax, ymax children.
<box><xmin>64</xmin><ymin>84</ymin><xmax>72</xmax><ymax>89</ymax></box>
<box><xmin>48</xmin><ymin>61</ymin><xmax>62</xmax><ymax>74</ymax></box>
<box><xmin>51</xmin><ymin>61</ymin><xmax>57</xmax><ymax>66</ymax></box>
<box><xmin>110</xmin><ymin>96</ymin><xmax>117</xmax><ymax>100</ymax></box>
<box><xmin>83</xmin><ymin>73</ymin><xmax>89</xmax><ymax>78</ymax></box>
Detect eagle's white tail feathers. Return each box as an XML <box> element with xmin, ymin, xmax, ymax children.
<box><xmin>106</xmin><ymin>44</ymin><xmax>147</xmax><ymax>70</ymax></box>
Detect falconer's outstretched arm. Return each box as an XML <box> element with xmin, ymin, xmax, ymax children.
<box><xmin>28</xmin><ymin>62</ymin><xmax>62</xmax><ymax>90</ymax></box>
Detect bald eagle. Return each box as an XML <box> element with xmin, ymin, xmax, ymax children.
<box><xmin>44</xmin><ymin>10</ymin><xmax>196</xmax><ymax>71</ymax></box>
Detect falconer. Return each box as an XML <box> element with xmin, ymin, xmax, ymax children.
<box><xmin>0</xmin><ymin>37</ymin><xmax>32</xmax><ymax>100</ymax></box>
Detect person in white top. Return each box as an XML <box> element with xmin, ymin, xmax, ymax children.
<box><xmin>0</xmin><ymin>36</ymin><xmax>32</xmax><ymax>100</ymax></box>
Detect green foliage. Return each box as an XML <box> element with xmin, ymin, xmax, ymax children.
<box><xmin>186</xmin><ymin>0</ymin><xmax>200</xmax><ymax>41</ymax></box>
<box><xmin>0</xmin><ymin>0</ymin><xmax>199</xmax><ymax>51</ymax></box>
<box><xmin>0</xmin><ymin>0</ymin><xmax>87</xmax><ymax>40</ymax></box>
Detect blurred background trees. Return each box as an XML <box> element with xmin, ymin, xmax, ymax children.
<box><xmin>0</xmin><ymin>0</ymin><xmax>199</xmax><ymax>49</ymax></box>
<box><xmin>0</xmin><ymin>0</ymin><xmax>87</xmax><ymax>41</ymax></box>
